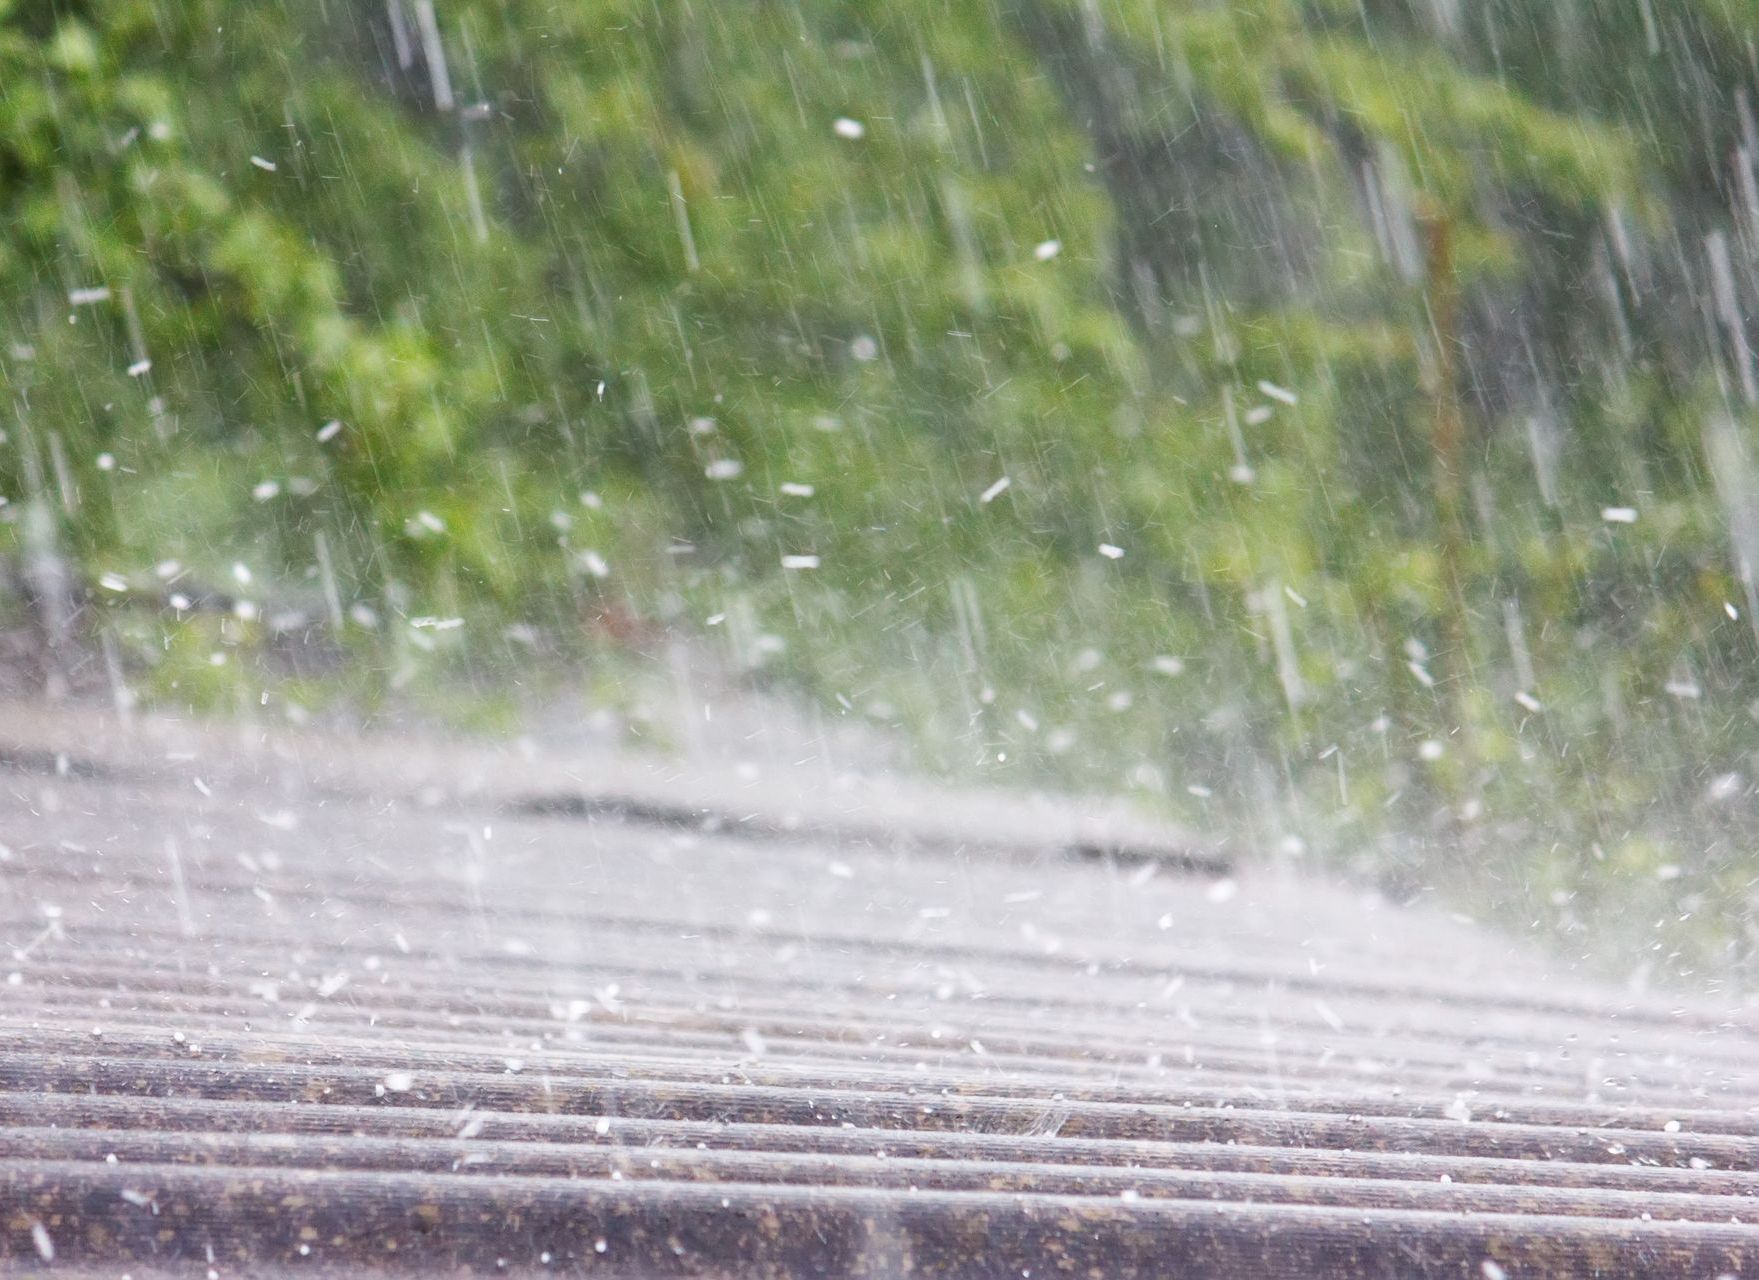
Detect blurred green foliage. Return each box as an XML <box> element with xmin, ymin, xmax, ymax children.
<box><xmin>7</xmin><ymin>0</ymin><xmax>1759</xmax><ymax>973</ymax></box>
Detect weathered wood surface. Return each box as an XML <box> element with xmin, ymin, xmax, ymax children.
<box><xmin>3</xmin><ymin>702</ymin><xmax>1759</xmax><ymax>1276</ymax></box>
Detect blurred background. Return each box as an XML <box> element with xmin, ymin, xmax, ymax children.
<box><xmin>5</xmin><ymin>0</ymin><xmax>1759</xmax><ymax>980</ymax></box>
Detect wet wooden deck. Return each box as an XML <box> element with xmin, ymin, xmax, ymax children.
<box><xmin>3</xmin><ymin>702</ymin><xmax>1758</xmax><ymax>1276</ymax></box>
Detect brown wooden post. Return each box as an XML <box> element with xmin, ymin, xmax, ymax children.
<box><xmin>1418</xmin><ymin>203</ymin><xmax>1472</xmax><ymax>726</ymax></box>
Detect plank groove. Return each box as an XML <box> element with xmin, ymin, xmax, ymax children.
<box><xmin>6</xmin><ymin>707</ymin><xmax>1759</xmax><ymax>1276</ymax></box>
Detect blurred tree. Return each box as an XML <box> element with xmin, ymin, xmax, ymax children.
<box><xmin>4</xmin><ymin>0</ymin><xmax>1759</xmax><ymax>967</ymax></box>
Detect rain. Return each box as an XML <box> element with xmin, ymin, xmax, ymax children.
<box><xmin>9</xmin><ymin>0</ymin><xmax>1759</xmax><ymax>1275</ymax></box>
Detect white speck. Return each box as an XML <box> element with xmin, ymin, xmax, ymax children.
<box><xmin>1034</xmin><ymin>239</ymin><xmax>1062</xmax><ymax>261</ymax></box>
<box><xmin>832</xmin><ymin>117</ymin><xmax>866</xmax><ymax>139</ymax></box>
<box><xmin>1727</xmin><ymin>601</ymin><xmax>1741</xmax><ymax>620</ymax></box>
<box><xmin>740</xmin><ymin>1027</ymin><xmax>768</xmax><ymax>1057</ymax></box>
<box><xmin>780</xmin><ymin>482</ymin><xmax>815</xmax><ymax>497</ymax></box>
<box><xmin>1418</xmin><ymin>740</ymin><xmax>1446</xmax><ymax>761</ymax></box>
<box><xmin>1043</xmin><ymin>728</ymin><xmax>1074</xmax><ymax>755</ymax></box>
<box><xmin>1664</xmin><ymin>1118</ymin><xmax>1682</xmax><ymax>1132</ymax></box>
<box><xmin>782</xmin><ymin>554</ymin><xmax>821</xmax><ymax>570</ymax></box>
<box><xmin>252</xmin><ymin>480</ymin><xmax>280</xmax><ymax>501</ymax></box>
<box><xmin>127</xmin><ymin>358</ymin><xmax>152</xmax><ymax>377</ymax></box>
<box><xmin>97</xmin><ymin>452</ymin><xmax>117</xmax><ymax>471</ymax></box>
<box><xmin>1150</xmin><ymin>656</ymin><xmax>1185</xmax><ymax>677</ymax></box>
<box><xmin>1206</xmin><ymin>878</ymin><xmax>1238</xmax><ymax>904</ymax></box>
<box><xmin>1665</xmin><ymin>678</ymin><xmax>1703</xmax><ymax>700</ymax></box>
<box><xmin>1709</xmin><ymin>772</ymin><xmax>1744</xmax><ymax>802</ymax></box>
<box><xmin>578</xmin><ymin>550</ymin><xmax>610</xmax><ymax>579</ymax></box>
<box><xmin>1445</xmin><ymin>1096</ymin><xmax>1474</xmax><ymax>1123</ymax></box>
<box><xmin>1514</xmin><ymin>690</ymin><xmax>1543</xmax><ymax>712</ymax></box>
<box><xmin>827</xmin><ymin>860</ymin><xmax>855</xmax><ymax>879</ymax></box>
<box><xmin>979</xmin><ymin>476</ymin><xmax>1011</xmax><ymax>504</ymax></box>
<box><xmin>382</xmin><ymin>1071</ymin><xmax>415</xmax><ymax>1093</ymax></box>
<box><xmin>249</xmin><ymin>155</ymin><xmax>278</xmax><ymax>172</ymax></box>
<box><xmin>1257</xmin><ymin>379</ymin><xmax>1299</xmax><ymax>406</ymax></box>
<box><xmin>68</xmin><ymin>286</ymin><xmax>111</xmax><ymax>305</ymax></box>
<box><xmin>1229</xmin><ymin>464</ymin><xmax>1256</xmax><ymax>484</ymax></box>
<box><xmin>1098</xmin><ymin>543</ymin><xmax>1125</xmax><ymax>560</ymax></box>
<box><xmin>415</xmin><ymin>510</ymin><xmax>446</xmax><ymax>533</ymax></box>
<box><xmin>1313</xmin><ymin>1000</ymin><xmax>1345</xmax><ymax>1031</ymax></box>
<box><xmin>316</xmin><ymin>419</ymin><xmax>343</xmax><ymax>443</ymax></box>
<box><xmin>595</xmin><ymin>1239</ymin><xmax>608</xmax><ymax>1255</ymax></box>
<box><xmin>1283</xmin><ymin>584</ymin><xmax>1308</xmax><ymax>608</ymax></box>
<box><xmin>30</xmin><ymin>1221</ymin><xmax>54</xmax><ymax>1261</ymax></box>
<box><xmin>410</xmin><ymin>616</ymin><xmax>464</xmax><ymax>631</ymax></box>
<box><xmin>1480</xmin><ymin>1261</ymin><xmax>1507</xmax><ymax>1280</ymax></box>
<box><xmin>704</xmin><ymin>458</ymin><xmax>743</xmax><ymax>480</ymax></box>
<box><xmin>1407</xmin><ymin>660</ymin><xmax>1436</xmax><ymax>688</ymax></box>
<box><xmin>851</xmin><ymin>334</ymin><xmax>880</xmax><ymax>362</ymax></box>
<box><xmin>231</xmin><ymin>562</ymin><xmax>252</xmax><ymax>585</ymax></box>
<box><xmin>1244</xmin><ymin>405</ymin><xmax>1274</xmax><ymax>426</ymax></box>
<box><xmin>120</xmin><ymin>1188</ymin><xmax>154</xmax><ymax>1208</ymax></box>
<box><xmin>1602</xmin><ymin>506</ymin><xmax>1638</xmax><ymax>523</ymax></box>
<box><xmin>1656</xmin><ymin>864</ymin><xmax>1682</xmax><ymax>881</ymax></box>
<box><xmin>99</xmin><ymin>572</ymin><xmax>129</xmax><ymax>593</ymax></box>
